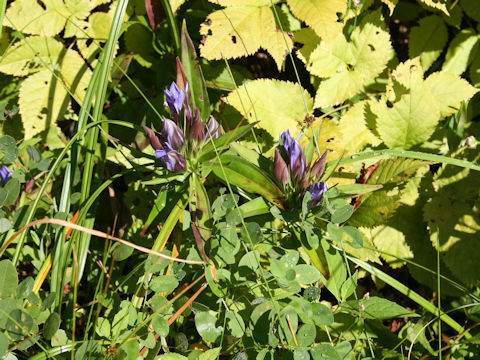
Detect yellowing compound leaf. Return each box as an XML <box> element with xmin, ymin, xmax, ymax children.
<box><xmin>408</xmin><ymin>15</ymin><xmax>448</xmax><ymax>71</ymax></box>
<box><xmin>418</xmin><ymin>0</ymin><xmax>448</xmax><ymax>15</ymax></box>
<box><xmin>4</xmin><ymin>0</ymin><xmax>67</xmax><ymax>36</ymax></box>
<box><xmin>314</xmin><ymin>11</ymin><xmax>393</xmax><ymax>108</ymax></box>
<box><xmin>0</xmin><ymin>37</ymin><xmax>64</xmax><ymax>76</ymax></box>
<box><xmin>424</xmin><ymin>72</ymin><xmax>479</xmax><ymax>118</ymax></box>
<box><xmin>87</xmin><ymin>11</ymin><xmax>115</xmax><ymax>40</ymax></box>
<box><xmin>286</xmin><ymin>0</ymin><xmax>346</xmax><ymax>45</ymax></box>
<box><xmin>200</xmin><ymin>6</ymin><xmax>291</xmax><ymax>70</ymax></box>
<box><xmin>225</xmin><ymin>79</ymin><xmax>312</xmax><ymax>141</ymax></box>
<box><xmin>338</xmin><ymin>101</ymin><xmax>380</xmax><ymax>153</ymax></box>
<box><xmin>442</xmin><ymin>29</ymin><xmax>480</xmax><ymax>76</ymax></box>
<box><xmin>19</xmin><ymin>70</ymin><xmax>70</xmax><ymax>139</ymax></box>
<box><xmin>302</xmin><ymin>36</ymin><xmax>352</xmax><ymax>78</ymax></box>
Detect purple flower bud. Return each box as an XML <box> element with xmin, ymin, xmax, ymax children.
<box><xmin>190</xmin><ymin>108</ymin><xmax>205</xmax><ymax>142</ymax></box>
<box><xmin>0</xmin><ymin>166</ymin><xmax>12</xmax><ymax>186</ymax></box>
<box><xmin>280</xmin><ymin>130</ymin><xmax>306</xmax><ymax>180</ymax></box>
<box><xmin>142</xmin><ymin>125</ymin><xmax>163</xmax><ymax>150</ymax></box>
<box><xmin>162</xmin><ymin>118</ymin><xmax>185</xmax><ymax>150</ymax></box>
<box><xmin>165</xmin><ymin>82</ymin><xmax>185</xmax><ymax>121</ymax></box>
<box><xmin>309</xmin><ymin>150</ymin><xmax>328</xmax><ymax>182</ymax></box>
<box><xmin>307</xmin><ymin>182</ymin><xmax>328</xmax><ymax>208</ymax></box>
<box><xmin>274</xmin><ymin>149</ymin><xmax>290</xmax><ymax>186</ymax></box>
<box><xmin>155</xmin><ymin>143</ymin><xmax>187</xmax><ymax>172</ymax></box>
<box><xmin>205</xmin><ymin>116</ymin><xmax>222</xmax><ymax>140</ymax></box>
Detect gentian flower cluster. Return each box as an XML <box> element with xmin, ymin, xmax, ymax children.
<box><xmin>274</xmin><ymin>130</ymin><xmax>328</xmax><ymax>208</ymax></box>
<box><xmin>143</xmin><ymin>81</ymin><xmax>221</xmax><ymax>172</ymax></box>
<box><xmin>0</xmin><ymin>166</ymin><xmax>12</xmax><ymax>186</ymax></box>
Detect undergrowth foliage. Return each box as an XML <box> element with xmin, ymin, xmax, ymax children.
<box><xmin>0</xmin><ymin>0</ymin><xmax>480</xmax><ymax>359</ymax></box>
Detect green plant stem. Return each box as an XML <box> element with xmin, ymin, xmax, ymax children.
<box><xmin>348</xmin><ymin>256</ymin><xmax>472</xmax><ymax>340</ymax></box>
<box><xmin>292</xmin><ymin>225</ymin><xmax>329</xmax><ymax>278</ymax></box>
<box><xmin>160</xmin><ymin>0</ymin><xmax>180</xmax><ymax>54</ymax></box>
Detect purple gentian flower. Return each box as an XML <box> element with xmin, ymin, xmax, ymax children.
<box><xmin>205</xmin><ymin>116</ymin><xmax>222</xmax><ymax>140</ymax></box>
<box><xmin>165</xmin><ymin>82</ymin><xmax>185</xmax><ymax>121</ymax></box>
<box><xmin>156</xmin><ymin>143</ymin><xmax>186</xmax><ymax>172</ymax></box>
<box><xmin>0</xmin><ymin>166</ymin><xmax>12</xmax><ymax>186</ymax></box>
<box><xmin>162</xmin><ymin>118</ymin><xmax>185</xmax><ymax>150</ymax></box>
<box><xmin>307</xmin><ymin>182</ymin><xmax>328</xmax><ymax>208</ymax></box>
<box><xmin>280</xmin><ymin>130</ymin><xmax>306</xmax><ymax>180</ymax></box>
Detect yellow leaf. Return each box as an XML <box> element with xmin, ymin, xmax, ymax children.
<box><xmin>338</xmin><ymin>101</ymin><xmax>380</xmax><ymax>154</ymax></box>
<box><xmin>19</xmin><ymin>70</ymin><xmax>70</xmax><ymax>139</ymax></box>
<box><xmin>286</xmin><ymin>0</ymin><xmax>347</xmax><ymax>45</ymax></box>
<box><xmin>4</xmin><ymin>0</ymin><xmax>67</xmax><ymax>36</ymax></box>
<box><xmin>225</xmin><ymin>79</ymin><xmax>312</xmax><ymax>141</ymax></box>
<box><xmin>170</xmin><ymin>0</ymin><xmax>187</xmax><ymax>12</ymax></box>
<box><xmin>208</xmin><ymin>0</ymin><xmax>277</xmax><ymax>5</ymax></box>
<box><xmin>380</xmin><ymin>0</ymin><xmax>397</xmax><ymax>14</ymax></box>
<box><xmin>200</xmin><ymin>6</ymin><xmax>264</xmax><ymax>60</ymax></box>
<box><xmin>261</xmin><ymin>28</ymin><xmax>293</xmax><ymax>71</ymax></box>
<box><xmin>418</xmin><ymin>0</ymin><xmax>448</xmax><ymax>15</ymax></box>
<box><xmin>0</xmin><ymin>37</ymin><xmax>64</xmax><ymax>76</ymax></box>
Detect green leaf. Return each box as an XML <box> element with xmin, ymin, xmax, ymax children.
<box><xmin>50</xmin><ymin>329</ymin><xmax>67</xmax><ymax>347</ymax></box>
<box><xmin>199</xmin><ymin>123</ymin><xmax>254</xmax><ymax>161</ymax></box>
<box><xmin>331</xmin><ymin>204</ymin><xmax>354</xmax><ymax>223</ymax></box>
<box><xmin>0</xmin><ymin>136</ymin><xmax>17</xmax><ymax>163</ymax></box>
<box><xmin>199</xmin><ymin>347</ymin><xmax>221</xmax><ymax>360</ymax></box>
<box><xmin>297</xmin><ymin>324</ymin><xmax>316</xmax><ymax>347</ymax></box>
<box><xmin>340</xmin><ymin>296</ymin><xmax>419</xmax><ymax>319</ymax></box>
<box><xmin>408</xmin><ymin>15</ymin><xmax>448</xmax><ymax>71</ymax></box>
<box><xmin>294</xmin><ymin>264</ymin><xmax>321</xmax><ymax>285</ymax></box>
<box><xmin>190</xmin><ymin>175</ymin><xmax>212</xmax><ymax>263</ymax></box>
<box><xmin>43</xmin><ymin>312</ymin><xmax>60</xmax><ymax>340</ymax></box>
<box><xmin>181</xmin><ymin>22</ymin><xmax>210</xmax><ymax>121</ymax></box>
<box><xmin>152</xmin><ymin>314</ymin><xmax>169</xmax><ymax>337</ymax></box>
<box><xmin>313</xmin><ymin>11</ymin><xmax>393</xmax><ymax>108</ymax></box>
<box><xmin>226</xmin><ymin>311</ymin><xmax>245</xmax><ymax>338</ymax></box>
<box><xmin>111</xmin><ymin>306</ymin><xmax>130</xmax><ymax>339</ymax></box>
<box><xmin>0</xmin><ymin>332</ymin><xmax>8</xmax><ymax>357</ymax></box>
<box><xmin>0</xmin><ymin>260</ymin><xmax>18</xmax><ymax>299</ymax></box>
<box><xmin>321</xmin><ymin>238</ymin><xmax>346</xmax><ymax>300</ymax></box>
<box><xmin>95</xmin><ymin>317</ymin><xmax>111</xmax><ymax>338</ymax></box>
<box><xmin>6</xmin><ymin>309</ymin><xmax>33</xmax><ymax>341</ymax></box>
<box><xmin>212</xmin><ymin>154</ymin><xmax>283</xmax><ymax>207</ymax></box>
<box><xmin>442</xmin><ymin>29</ymin><xmax>480</xmax><ymax>75</ymax></box>
<box><xmin>0</xmin><ymin>218</ymin><xmax>11</xmax><ymax>233</ymax></box>
<box><xmin>195</xmin><ymin>311</ymin><xmax>222</xmax><ymax>343</ymax></box>
<box><xmin>225</xmin><ymin>79</ymin><xmax>313</xmax><ymax>141</ymax></box>
<box><xmin>286</xmin><ymin>0</ymin><xmax>346</xmax><ymax>45</ymax></box>
<box><xmin>157</xmin><ymin>354</ymin><xmax>188</xmax><ymax>360</ymax></box>
<box><xmin>150</xmin><ymin>275</ymin><xmax>179</xmax><ymax>294</ymax></box>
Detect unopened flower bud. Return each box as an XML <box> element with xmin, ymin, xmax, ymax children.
<box><xmin>165</xmin><ymin>82</ymin><xmax>185</xmax><ymax>121</ymax></box>
<box><xmin>274</xmin><ymin>149</ymin><xmax>290</xmax><ymax>186</ymax></box>
<box><xmin>310</xmin><ymin>150</ymin><xmax>328</xmax><ymax>182</ymax></box>
<box><xmin>142</xmin><ymin>124</ymin><xmax>163</xmax><ymax>150</ymax></box>
<box><xmin>190</xmin><ymin>108</ymin><xmax>205</xmax><ymax>142</ymax></box>
<box><xmin>307</xmin><ymin>182</ymin><xmax>328</xmax><ymax>208</ymax></box>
